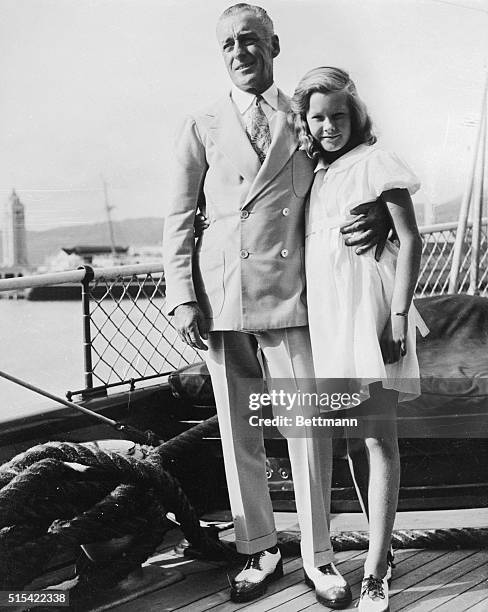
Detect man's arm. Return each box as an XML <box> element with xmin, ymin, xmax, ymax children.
<box><xmin>163</xmin><ymin>117</ymin><xmax>209</xmax><ymax>349</ymax></box>
<box><xmin>340</xmin><ymin>198</ymin><xmax>392</xmax><ymax>260</ymax></box>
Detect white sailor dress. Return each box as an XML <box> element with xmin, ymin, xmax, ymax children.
<box><xmin>305</xmin><ymin>144</ymin><xmax>428</xmax><ymax>403</ymax></box>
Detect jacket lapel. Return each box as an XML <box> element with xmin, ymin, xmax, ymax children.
<box><xmin>243</xmin><ymin>90</ymin><xmax>298</xmax><ymax>208</ymax></box>
<box><xmin>206</xmin><ymin>94</ymin><xmax>260</xmax><ymax>184</ymax></box>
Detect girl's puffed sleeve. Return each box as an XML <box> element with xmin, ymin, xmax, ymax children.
<box><xmin>367</xmin><ymin>149</ymin><xmax>421</xmax><ymax>198</ymax></box>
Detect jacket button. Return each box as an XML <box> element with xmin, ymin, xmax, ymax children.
<box><xmin>282</xmin><ymin>208</ymin><xmax>290</xmax><ymax>216</ymax></box>
<box><xmin>280</xmin><ymin>249</ymin><xmax>289</xmax><ymax>258</ymax></box>
<box><xmin>240</xmin><ymin>210</ymin><xmax>250</xmax><ymax>219</ymax></box>
<box><xmin>240</xmin><ymin>249</ymin><xmax>249</xmax><ymax>259</ymax></box>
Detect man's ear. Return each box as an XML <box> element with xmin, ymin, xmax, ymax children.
<box><xmin>271</xmin><ymin>34</ymin><xmax>280</xmax><ymax>58</ymax></box>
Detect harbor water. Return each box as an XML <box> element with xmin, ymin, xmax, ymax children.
<box><xmin>0</xmin><ymin>300</ymin><xmax>84</xmax><ymax>421</ymax></box>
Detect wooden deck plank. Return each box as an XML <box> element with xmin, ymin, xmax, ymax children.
<box><xmin>113</xmin><ymin>525</ymin><xmax>242</xmax><ymax>612</ymax></box>
<box><xmin>387</xmin><ymin>549</ymin><xmax>461</xmax><ymax>600</ymax></box>
<box><xmin>426</xmin><ymin>562</ymin><xmax>488</xmax><ymax>611</ymax></box>
<box><xmin>178</xmin><ymin>556</ymin><xmax>304</xmax><ymax>612</ymax></box>
<box><xmin>393</xmin><ymin>550</ymin><xmax>485</xmax><ymax>610</ymax></box>
<box><xmin>330</xmin><ymin>508</ymin><xmax>488</xmax><ymax>530</ymax></box>
<box><xmin>458</xmin><ymin>593</ymin><xmax>488</xmax><ymax>612</ymax></box>
<box><xmin>172</xmin><ymin>548</ymin><xmax>433</xmax><ymax>612</ymax></box>
<box><xmin>109</xmin><ymin>509</ymin><xmax>488</xmax><ymax>612</ymax></box>
<box><xmin>385</xmin><ymin>549</ymin><xmax>450</xmax><ymax>585</ymax></box>
<box><xmin>112</xmin><ymin>550</ymin><xmax>302</xmax><ymax>612</ymax></box>
<box><xmin>109</xmin><ymin>547</ymin><xmax>486</xmax><ymax>612</ymax></box>
<box><xmin>132</xmin><ymin>559</ymin><xmax>233</xmax><ymax>612</ymax></box>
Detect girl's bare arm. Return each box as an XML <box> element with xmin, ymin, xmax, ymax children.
<box><xmin>380</xmin><ymin>188</ymin><xmax>422</xmax><ymax>363</ymax></box>
<box><xmin>383</xmin><ymin>188</ymin><xmax>422</xmax><ymax>314</ymax></box>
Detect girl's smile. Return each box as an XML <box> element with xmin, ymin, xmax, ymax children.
<box><xmin>306</xmin><ymin>91</ymin><xmax>352</xmax><ymax>156</ymax></box>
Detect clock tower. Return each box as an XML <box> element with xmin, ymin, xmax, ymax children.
<box><xmin>2</xmin><ymin>190</ymin><xmax>28</xmax><ymax>266</ymax></box>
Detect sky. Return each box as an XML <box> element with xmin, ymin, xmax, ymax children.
<box><xmin>1</xmin><ymin>0</ymin><xmax>487</xmax><ymax>231</ymax></box>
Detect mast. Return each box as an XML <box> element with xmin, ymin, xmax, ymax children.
<box><xmin>102</xmin><ymin>177</ymin><xmax>117</xmax><ymax>257</ymax></box>
<box><xmin>448</xmin><ymin>70</ymin><xmax>488</xmax><ymax>294</ymax></box>
<box><xmin>468</xmin><ymin>106</ymin><xmax>486</xmax><ymax>295</ymax></box>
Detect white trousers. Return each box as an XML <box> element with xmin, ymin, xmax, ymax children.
<box><xmin>205</xmin><ymin>326</ymin><xmax>334</xmax><ymax>567</ymax></box>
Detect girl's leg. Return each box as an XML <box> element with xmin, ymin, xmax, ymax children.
<box><xmin>346</xmin><ymin>437</ymin><xmax>370</xmax><ymax>517</ymax></box>
<box><xmin>347</xmin><ymin>435</ymin><xmax>395</xmax><ymax>584</ymax></box>
<box><xmin>361</xmin><ymin>383</ymin><xmax>400</xmax><ymax>579</ymax></box>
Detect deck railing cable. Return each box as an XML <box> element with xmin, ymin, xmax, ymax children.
<box><xmin>416</xmin><ymin>219</ymin><xmax>487</xmax><ymax>298</ymax></box>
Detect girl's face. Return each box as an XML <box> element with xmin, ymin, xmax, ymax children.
<box><xmin>306</xmin><ymin>91</ymin><xmax>352</xmax><ymax>155</ymax></box>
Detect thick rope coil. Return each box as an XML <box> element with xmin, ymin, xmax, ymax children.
<box><xmin>0</xmin><ymin>441</ymin><xmax>113</xmax><ymax>487</ymax></box>
<box><xmin>156</xmin><ymin>415</ymin><xmax>220</xmax><ymax>460</ymax></box>
<box><xmin>0</xmin><ymin>421</ymin><xmax>233</xmax><ymax>592</ymax></box>
<box><xmin>70</xmin><ymin>494</ymin><xmax>169</xmax><ymax>604</ymax></box>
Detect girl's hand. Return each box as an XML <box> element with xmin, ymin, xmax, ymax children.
<box><xmin>380</xmin><ymin>315</ymin><xmax>408</xmax><ymax>364</ymax></box>
<box><xmin>194</xmin><ymin>213</ymin><xmax>210</xmax><ymax>238</ymax></box>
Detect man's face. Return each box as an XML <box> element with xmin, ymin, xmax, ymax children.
<box><xmin>216</xmin><ymin>11</ymin><xmax>280</xmax><ymax>95</ymax></box>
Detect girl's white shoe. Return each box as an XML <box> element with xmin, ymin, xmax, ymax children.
<box><xmin>358</xmin><ymin>575</ymin><xmax>389</xmax><ymax>611</ymax></box>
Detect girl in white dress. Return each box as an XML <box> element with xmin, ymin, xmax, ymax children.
<box><xmin>291</xmin><ymin>66</ymin><xmax>426</xmax><ymax>612</ymax></box>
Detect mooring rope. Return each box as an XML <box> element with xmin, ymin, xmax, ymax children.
<box><xmin>156</xmin><ymin>414</ymin><xmax>219</xmax><ymax>459</ymax></box>
<box><xmin>278</xmin><ymin>526</ymin><xmax>488</xmax><ymax>553</ymax></box>
<box><xmin>0</xmin><ymin>419</ymin><xmax>232</xmax><ymax>593</ymax></box>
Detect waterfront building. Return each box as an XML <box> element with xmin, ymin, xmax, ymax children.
<box><xmin>0</xmin><ymin>190</ymin><xmax>30</xmax><ymax>282</ymax></box>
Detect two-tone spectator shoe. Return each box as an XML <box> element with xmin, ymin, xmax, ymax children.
<box><xmin>303</xmin><ymin>562</ymin><xmax>353</xmax><ymax>609</ymax></box>
<box><xmin>230</xmin><ymin>546</ymin><xmax>283</xmax><ymax>602</ymax></box>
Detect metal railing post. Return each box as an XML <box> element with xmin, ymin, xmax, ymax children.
<box><xmin>80</xmin><ymin>265</ymin><xmax>95</xmax><ymax>391</ymax></box>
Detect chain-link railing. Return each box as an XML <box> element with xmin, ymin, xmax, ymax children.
<box><xmin>79</xmin><ymin>263</ymin><xmax>200</xmax><ymax>394</ymax></box>
<box><xmin>0</xmin><ymin>219</ymin><xmax>486</xmax><ymax>397</ymax></box>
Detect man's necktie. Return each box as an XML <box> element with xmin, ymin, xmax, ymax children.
<box><xmin>246</xmin><ymin>95</ymin><xmax>271</xmax><ymax>164</ymax></box>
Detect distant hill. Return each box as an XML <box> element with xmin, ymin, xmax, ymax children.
<box><xmin>22</xmin><ymin>217</ymin><xmax>164</xmax><ymax>265</ymax></box>
<box><xmin>434</xmin><ymin>197</ymin><xmax>462</xmax><ymax>223</ymax></box>
<box><xmin>415</xmin><ymin>197</ymin><xmax>461</xmax><ymax>226</ymax></box>
<box><xmin>1</xmin><ymin>201</ymin><xmax>465</xmax><ymax>267</ymax></box>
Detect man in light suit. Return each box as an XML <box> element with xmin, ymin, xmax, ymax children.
<box><xmin>163</xmin><ymin>4</ymin><xmax>386</xmax><ymax>607</ymax></box>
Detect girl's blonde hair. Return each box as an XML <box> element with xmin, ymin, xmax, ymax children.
<box><xmin>290</xmin><ymin>66</ymin><xmax>376</xmax><ymax>160</ymax></box>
